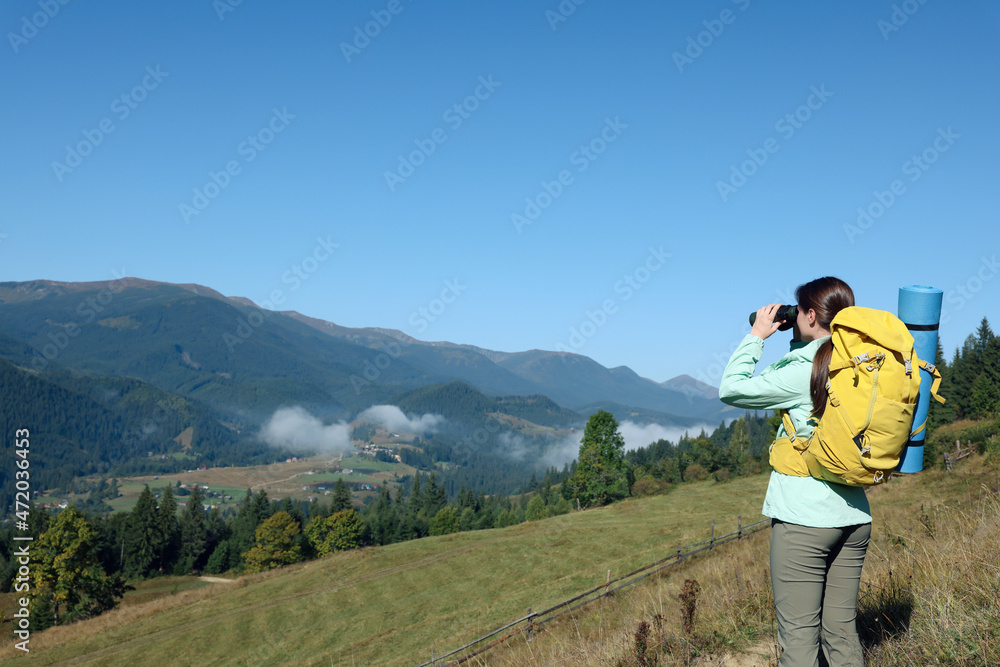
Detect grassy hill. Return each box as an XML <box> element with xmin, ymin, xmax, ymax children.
<box><xmin>0</xmin><ymin>474</ymin><xmax>770</xmax><ymax>666</ymax></box>
<box><xmin>3</xmin><ymin>459</ymin><xmax>997</xmax><ymax>666</ymax></box>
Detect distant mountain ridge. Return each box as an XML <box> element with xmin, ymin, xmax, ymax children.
<box><xmin>660</xmin><ymin>374</ymin><xmax>719</xmax><ymax>400</ymax></box>
<box><xmin>0</xmin><ymin>278</ymin><xmax>726</xmax><ymax>425</ymax></box>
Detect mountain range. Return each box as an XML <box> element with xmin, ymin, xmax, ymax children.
<box><xmin>0</xmin><ymin>278</ymin><xmax>730</xmax><ymax>426</ymax></box>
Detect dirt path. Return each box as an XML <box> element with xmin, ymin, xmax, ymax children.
<box><xmin>249</xmin><ymin>455</ymin><xmax>342</xmax><ymax>491</ymax></box>
<box><xmin>198</xmin><ymin>576</ymin><xmax>235</xmax><ymax>584</ymax></box>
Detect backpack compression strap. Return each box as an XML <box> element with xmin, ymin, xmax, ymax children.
<box><xmin>908</xmin><ymin>359</ymin><xmax>946</xmax><ymax>439</ymax></box>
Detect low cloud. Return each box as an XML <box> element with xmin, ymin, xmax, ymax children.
<box><xmin>618</xmin><ymin>421</ymin><xmax>715</xmax><ymax>451</ymax></box>
<box><xmin>260</xmin><ymin>406</ymin><xmax>351</xmax><ymax>455</ymax></box>
<box><xmin>538</xmin><ymin>421</ymin><xmax>717</xmax><ymax>468</ymax></box>
<box><xmin>540</xmin><ymin>430</ymin><xmax>582</xmax><ymax>469</ymax></box>
<box><xmin>498</xmin><ymin>432</ymin><xmax>534</xmax><ymax>461</ymax></box>
<box><xmin>358</xmin><ymin>405</ymin><xmax>444</xmax><ymax>434</ymax></box>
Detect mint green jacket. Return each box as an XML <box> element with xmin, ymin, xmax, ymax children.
<box><xmin>719</xmin><ymin>334</ymin><xmax>871</xmax><ymax>528</ymax></box>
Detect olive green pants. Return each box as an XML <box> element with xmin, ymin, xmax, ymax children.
<box><xmin>770</xmin><ymin>520</ymin><xmax>871</xmax><ymax>667</ymax></box>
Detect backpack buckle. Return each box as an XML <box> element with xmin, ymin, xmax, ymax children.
<box><xmin>904</xmin><ymin>358</ymin><xmax>913</xmax><ymax>376</ymax></box>
<box><xmin>873</xmin><ymin>470</ymin><xmax>884</xmax><ymax>484</ymax></box>
<box><xmin>866</xmin><ymin>353</ymin><xmax>886</xmax><ymax>372</ymax></box>
<box><xmin>853</xmin><ymin>431</ymin><xmax>870</xmax><ymax>455</ymax></box>
<box><xmin>853</xmin><ymin>353</ymin><xmax>870</xmax><ymax>364</ymax></box>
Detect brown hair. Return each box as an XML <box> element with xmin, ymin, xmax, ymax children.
<box><xmin>795</xmin><ymin>277</ymin><xmax>855</xmax><ymax>417</ymax></box>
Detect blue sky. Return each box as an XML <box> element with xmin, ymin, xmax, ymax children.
<box><xmin>3</xmin><ymin>1</ymin><xmax>999</xmax><ymax>386</ymax></box>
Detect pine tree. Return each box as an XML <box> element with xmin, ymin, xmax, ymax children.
<box><xmin>330</xmin><ymin>479</ymin><xmax>353</xmax><ymax>513</ymax></box>
<box><xmin>974</xmin><ymin>317</ymin><xmax>995</xmax><ymax>361</ymax></box>
<box><xmin>367</xmin><ymin>483</ymin><xmax>398</xmax><ymax>546</ymax></box>
<box><xmin>428</xmin><ymin>506</ymin><xmax>460</xmax><ymax>536</ymax></box>
<box><xmin>175</xmin><ymin>486</ymin><xmax>207</xmax><ymax>574</ymax></box>
<box><xmin>157</xmin><ymin>485</ymin><xmax>180</xmax><ymax>573</ymax></box>
<box><xmin>728</xmin><ymin>415</ymin><xmax>751</xmax><ymax>474</ymax></box>
<box><xmin>569</xmin><ymin>411</ymin><xmax>631</xmax><ymax>507</ymax></box>
<box><xmin>950</xmin><ymin>335</ymin><xmax>979</xmax><ymax>419</ymax></box>
<box><xmin>525</xmin><ymin>495</ymin><xmax>547</xmax><ymax>521</ymax></box>
<box><xmin>230</xmin><ymin>490</ymin><xmax>259</xmax><ymax>557</ymax></box>
<box><xmin>124</xmin><ymin>486</ymin><xmax>160</xmax><ymax>579</ymax></box>
<box><xmin>978</xmin><ymin>318</ymin><xmax>1000</xmax><ymax>388</ymax></box>
<box><xmin>970</xmin><ymin>373</ymin><xmax>999</xmax><ymax>418</ymax></box>
<box><xmin>409</xmin><ymin>473</ymin><xmax>423</xmax><ymax>512</ymax></box>
<box><xmin>422</xmin><ymin>473</ymin><xmax>447</xmax><ymax>517</ymax></box>
<box><xmin>27</xmin><ymin>503</ymin><xmax>50</xmax><ymax>539</ymax></box>
<box><xmin>204</xmin><ymin>541</ymin><xmax>232</xmax><ymax>575</ymax></box>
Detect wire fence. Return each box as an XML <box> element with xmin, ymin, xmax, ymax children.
<box><xmin>414</xmin><ymin>515</ymin><xmax>771</xmax><ymax>667</ymax></box>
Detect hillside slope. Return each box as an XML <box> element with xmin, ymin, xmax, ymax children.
<box><xmin>7</xmin><ymin>461</ymin><xmax>997</xmax><ymax>666</ymax></box>
<box><xmin>0</xmin><ymin>475</ymin><xmax>771</xmax><ymax>666</ymax></box>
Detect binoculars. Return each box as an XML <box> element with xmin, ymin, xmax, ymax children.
<box><xmin>749</xmin><ymin>304</ymin><xmax>798</xmax><ymax>330</ymax></box>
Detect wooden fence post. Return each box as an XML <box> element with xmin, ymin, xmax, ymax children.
<box><xmin>737</xmin><ymin>515</ymin><xmax>742</xmax><ymax>539</ymax></box>
<box><xmin>709</xmin><ymin>518</ymin><xmax>715</xmax><ymax>551</ymax></box>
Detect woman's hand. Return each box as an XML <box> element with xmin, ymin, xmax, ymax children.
<box><xmin>750</xmin><ymin>304</ymin><xmax>782</xmax><ymax>340</ymax></box>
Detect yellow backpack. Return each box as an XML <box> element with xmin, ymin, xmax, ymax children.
<box><xmin>769</xmin><ymin>306</ymin><xmax>944</xmax><ymax>486</ymax></box>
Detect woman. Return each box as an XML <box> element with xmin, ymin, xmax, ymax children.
<box><xmin>719</xmin><ymin>276</ymin><xmax>871</xmax><ymax>667</ymax></box>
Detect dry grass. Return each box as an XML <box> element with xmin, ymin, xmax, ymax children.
<box><xmin>0</xmin><ymin>576</ymin><xmax>244</xmax><ymax>662</ymax></box>
<box><xmin>0</xmin><ymin>476</ymin><xmax>771</xmax><ymax>666</ymax></box>
<box><xmin>480</xmin><ymin>456</ymin><xmax>1000</xmax><ymax>666</ymax></box>
<box><xmin>3</xmin><ymin>457</ymin><xmax>996</xmax><ymax>666</ymax></box>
